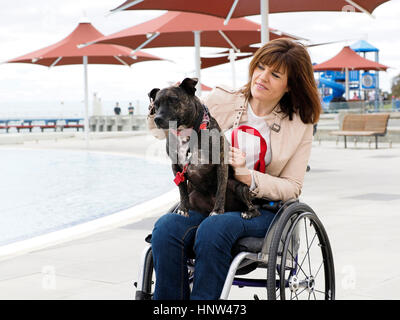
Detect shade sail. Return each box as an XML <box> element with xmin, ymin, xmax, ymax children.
<box><xmin>6</xmin><ymin>21</ymin><xmax>162</xmax><ymax>67</ymax></box>
<box><xmin>110</xmin><ymin>0</ymin><xmax>390</xmax><ymax>44</ymax></box>
<box><xmin>201</xmin><ymin>83</ymin><xmax>212</xmax><ymax>91</ymax></box>
<box><xmin>201</xmin><ymin>53</ymin><xmax>253</xmax><ymax>69</ymax></box>
<box><xmin>112</xmin><ymin>0</ymin><xmax>390</xmax><ymax>17</ymax></box>
<box><xmin>90</xmin><ymin>11</ymin><xmax>286</xmax><ymax>50</ymax></box>
<box><xmin>313</xmin><ymin>46</ymin><xmax>388</xmax><ymax>71</ymax></box>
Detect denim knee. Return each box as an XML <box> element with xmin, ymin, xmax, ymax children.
<box><xmin>152</xmin><ymin>213</ymin><xmax>180</xmax><ymax>248</ymax></box>
<box><xmin>194</xmin><ymin>214</ymin><xmax>243</xmax><ymax>254</ymax></box>
<box><xmin>152</xmin><ymin>211</ymin><xmax>206</xmax><ymax>251</ymax></box>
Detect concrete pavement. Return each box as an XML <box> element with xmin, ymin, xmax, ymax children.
<box><xmin>0</xmin><ymin>134</ymin><xmax>399</xmax><ymax>300</ymax></box>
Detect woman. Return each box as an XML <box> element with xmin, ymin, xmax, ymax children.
<box><xmin>147</xmin><ymin>38</ymin><xmax>321</xmax><ymax>300</ymax></box>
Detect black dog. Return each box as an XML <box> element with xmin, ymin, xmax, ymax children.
<box><xmin>148</xmin><ymin>78</ymin><xmax>260</xmax><ymax>219</ymax></box>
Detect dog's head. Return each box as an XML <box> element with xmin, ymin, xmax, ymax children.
<box><xmin>148</xmin><ymin>78</ymin><xmax>201</xmax><ymax>130</ymax></box>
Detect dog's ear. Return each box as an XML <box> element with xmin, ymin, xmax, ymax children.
<box><xmin>148</xmin><ymin>88</ymin><xmax>160</xmax><ymax>102</ymax></box>
<box><xmin>179</xmin><ymin>78</ymin><xmax>198</xmax><ymax>96</ymax></box>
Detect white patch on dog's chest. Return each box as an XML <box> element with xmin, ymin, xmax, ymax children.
<box><xmin>177</xmin><ymin>136</ymin><xmax>191</xmax><ymax>164</ymax></box>
<box><xmin>177</xmin><ymin>135</ymin><xmax>210</xmax><ymax>166</ymax></box>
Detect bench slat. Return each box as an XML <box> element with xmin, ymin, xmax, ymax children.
<box><xmin>364</xmin><ymin>114</ymin><xmax>390</xmax><ymax>133</ymax></box>
<box><xmin>330</xmin><ymin>130</ymin><xmax>378</xmax><ymax>136</ymax></box>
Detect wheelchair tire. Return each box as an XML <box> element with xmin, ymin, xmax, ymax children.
<box><xmin>266</xmin><ymin>202</ymin><xmax>335</xmax><ymax>300</ymax></box>
<box><xmin>135</xmin><ymin>248</ymin><xmax>155</xmax><ymax>300</ymax></box>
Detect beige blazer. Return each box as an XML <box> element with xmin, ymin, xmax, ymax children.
<box><xmin>147</xmin><ymin>85</ymin><xmax>314</xmax><ymax>202</ymax></box>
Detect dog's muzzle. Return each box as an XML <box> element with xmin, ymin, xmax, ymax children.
<box><xmin>154</xmin><ymin>115</ymin><xmax>169</xmax><ymax>129</ymax></box>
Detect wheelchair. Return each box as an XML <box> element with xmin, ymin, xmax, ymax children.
<box><xmin>135</xmin><ymin>199</ymin><xmax>335</xmax><ymax>300</ymax></box>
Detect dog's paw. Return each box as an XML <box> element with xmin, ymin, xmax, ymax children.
<box><xmin>176</xmin><ymin>209</ymin><xmax>189</xmax><ymax>217</ymax></box>
<box><xmin>209</xmin><ymin>211</ymin><xmax>221</xmax><ymax>216</ymax></box>
<box><xmin>241</xmin><ymin>208</ymin><xmax>261</xmax><ymax>220</ymax></box>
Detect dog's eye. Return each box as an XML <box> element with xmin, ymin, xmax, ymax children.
<box><xmin>168</xmin><ymin>96</ymin><xmax>178</xmax><ymax>103</ymax></box>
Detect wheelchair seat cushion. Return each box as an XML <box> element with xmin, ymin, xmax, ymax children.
<box><xmin>231</xmin><ymin>236</ymin><xmax>264</xmax><ymax>256</ymax></box>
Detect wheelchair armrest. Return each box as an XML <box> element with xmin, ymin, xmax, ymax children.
<box><xmin>167</xmin><ymin>202</ymin><xmax>180</xmax><ymax>214</ymax></box>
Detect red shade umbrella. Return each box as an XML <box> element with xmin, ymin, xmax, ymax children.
<box><xmin>313</xmin><ymin>46</ymin><xmax>388</xmax><ymax>99</ymax></box>
<box><xmin>313</xmin><ymin>46</ymin><xmax>388</xmax><ymax>71</ymax></box>
<box><xmin>85</xmin><ymin>11</ymin><xmax>300</xmax><ymax>94</ymax></box>
<box><xmin>5</xmin><ymin>20</ymin><xmax>163</xmax><ymax>144</ymax></box>
<box><xmin>201</xmin><ymin>83</ymin><xmax>213</xmax><ymax>91</ymax></box>
<box><xmin>201</xmin><ymin>53</ymin><xmax>253</xmax><ymax>69</ymax></box>
<box><xmin>110</xmin><ymin>0</ymin><xmax>390</xmax><ymax>43</ymax></box>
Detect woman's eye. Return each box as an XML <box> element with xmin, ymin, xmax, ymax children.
<box><xmin>271</xmin><ymin>71</ymin><xmax>281</xmax><ymax>79</ymax></box>
<box><xmin>257</xmin><ymin>64</ymin><xmax>265</xmax><ymax>70</ymax></box>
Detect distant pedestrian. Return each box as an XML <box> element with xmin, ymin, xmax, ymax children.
<box><xmin>114</xmin><ymin>102</ymin><xmax>121</xmax><ymax>115</ymax></box>
<box><xmin>128</xmin><ymin>102</ymin><xmax>135</xmax><ymax>115</ymax></box>
<box><xmin>352</xmin><ymin>92</ymin><xmax>359</xmax><ymax>100</ymax></box>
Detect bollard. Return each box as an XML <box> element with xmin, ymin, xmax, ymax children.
<box><xmin>354</xmin><ymin>138</ymin><xmax>357</xmax><ymax>148</ymax></box>
<box><xmin>389</xmin><ymin>140</ymin><xmax>392</xmax><ymax>149</ymax></box>
<box><xmin>368</xmin><ymin>139</ymin><xmax>371</xmax><ymax>149</ymax></box>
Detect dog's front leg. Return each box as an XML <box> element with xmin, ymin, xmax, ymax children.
<box><xmin>172</xmin><ymin>164</ymin><xmax>190</xmax><ymax>217</ymax></box>
<box><xmin>210</xmin><ymin>162</ymin><xmax>228</xmax><ymax>216</ymax></box>
<box><xmin>210</xmin><ymin>136</ymin><xmax>229</xmax><ymax>216</ymax></box>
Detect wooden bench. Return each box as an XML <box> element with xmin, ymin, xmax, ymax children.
<box><xmin>330</xmin><ymin>113</ymin><xmax>390</xmax><ymax>149</ymax></box>
<box><xmin>39</xmin><ymin>124</ymin><xmax>57</xmax><ymax>132</ymax></box>
<box><xmin>15</xmin><ymin>125</ymin><xmax>35</xmax><ymax>132</ymax></box>
<box><xmin>60</xmin><ymin>124</ymin><xmax>84</xmax><ymax>131</ymax></box>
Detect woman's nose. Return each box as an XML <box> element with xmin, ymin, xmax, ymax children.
<box><xmin>259</xmin><ymin>69</ymin><xmax>270</xmax><ymax>81</ymax></box>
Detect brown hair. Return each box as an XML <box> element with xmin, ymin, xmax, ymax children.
<box><xmin>240</xmin><ymin>38</ymin><xmax>321</xmax><ymax>124</ymax></box>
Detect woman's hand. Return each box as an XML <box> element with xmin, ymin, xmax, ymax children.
<box><xmin>228</xmin><ymin>146</ymin><xmax>252</xmax><ymax>186</ymax></box>
<box><xmin>228</xmin><ymin>146</ymin><xmax>246</xmax><ymax>169</ymax></box>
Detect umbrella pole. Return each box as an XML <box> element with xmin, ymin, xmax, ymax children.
<box><xmin>228</xmin><ymin>49</ymin><xmax>236</xmax><ymax>89</ymax></box>
<box><xmin>83</xmin><ymin>56</ymin><xmax>89</xmax><ymax>148</ymax></box>
<box><xmin>345</xmin><ymin>67</ymin><xmax>349</xmax><ymax>101</ymax></box>
<box><xmin>260</xmin><ymin>0</ymin><xmax>270</xmax><ymax>44</ymax></box>
<box><xmin>194</xmin><ymin>31</ymin><xmax>202</xmax><ymax>96</ymax></box>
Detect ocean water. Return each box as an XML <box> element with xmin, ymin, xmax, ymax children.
<box><xmin>0</xmin><ymin>149</ymin><xmax>174</xmax><ymax>246</ymax></box>
<box><xmin>0</xmin><ymin>99</ymin><xmax>149</xmax><ymax>119</ymax></box>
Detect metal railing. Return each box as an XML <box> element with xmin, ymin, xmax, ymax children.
<box><xmin>324</xmin><ymin>101</ymin><xmax>399</xmax><ymax>114</ymax></box>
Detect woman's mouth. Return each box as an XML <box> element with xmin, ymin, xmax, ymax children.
<box><xmin>255</xmin><ymin>82</ymin><xmax>267</xmax><ymax>90</ymax></box>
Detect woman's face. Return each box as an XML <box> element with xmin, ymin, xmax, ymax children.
<box><xmin>250</xmin><ymin>62</ymin><xmax>289</xmax><ymax>104</ymax></box>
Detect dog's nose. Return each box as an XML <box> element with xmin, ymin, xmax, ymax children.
<box><xmin>154</xmin><ymin>115</ymin><xmax>166</xmax><ymax>128</ymax></box>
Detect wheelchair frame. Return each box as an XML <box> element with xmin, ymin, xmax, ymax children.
<box><xmin>135</xmin><ymin>199</ymin><xmax>335</xmax><ymax>300</ymax></box>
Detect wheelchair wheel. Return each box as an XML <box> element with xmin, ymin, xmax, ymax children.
<box><xmin>135</xmin><ymin>247</ymin><xmax>155</xmax><ymax>300</ymax></box>
<box><xmin>266</xmin><ymin>202</ymin><xmax>335</xmax><ymax>300</ymax></box>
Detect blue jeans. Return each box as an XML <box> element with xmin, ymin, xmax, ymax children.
<box><xmin>151</xmin><ymin>209</ymin><xmax>276</xmax><ymax>300</ymax></box>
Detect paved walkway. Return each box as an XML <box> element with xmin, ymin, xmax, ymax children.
<box><xmin>0</xmin><ymin>134</ymin><xmax>399</xmax><ymax>299</ymax></box>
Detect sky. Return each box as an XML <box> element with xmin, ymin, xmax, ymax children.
<box><xmin>0</xmin><ymin>0</ymin><xmax>399</xmax><ymax>115</ymax></box>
